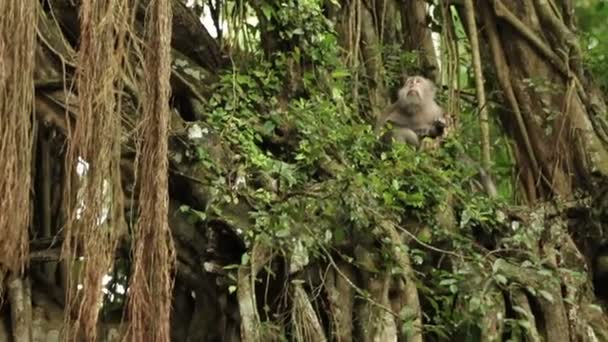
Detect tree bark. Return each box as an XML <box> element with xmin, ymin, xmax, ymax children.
<box><xmin>400</xmin><ymin>0</ymin><xmax>439</xmax><ymax>80</ymax></box>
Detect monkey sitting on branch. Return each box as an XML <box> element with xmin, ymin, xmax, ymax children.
<box><xmin>374</xmin><ymin>75</ymin><xmax>448</xmax><ymax>148</ymax></box>
<box><xmin>375</xmin><ymin>75</ymin><xmax>497</xmax><ymax>198</ymax></box>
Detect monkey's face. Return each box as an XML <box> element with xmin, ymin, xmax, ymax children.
<box><xmin>397</xmin><ymin>76</ymin><xmax>435</xmax><ymax>107</ymax></box>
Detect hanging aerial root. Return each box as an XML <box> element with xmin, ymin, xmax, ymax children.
<box><xmin>0</xmin><ymin>0</ymin><xmax>37</xmax><ymax>273</ymax></box>
<box><xmin>464</xmin><ymin>0</ymin><xmax>492</xmax><ymax>172</ymax></box>
<box><xmin>291</xmin><ymin>282</ymin><xmax>327</xmax><ymax>342</ymax></box>
<box><xmin>356</xmin><ymin>272</ymin><xmax>397</xmax><ymax>341</ymax></box>
<box><xmin>125</xmin><ymin>0</ymin><xmax>175</xmax><ymax>340</ymax></box>
<box><xmin>325</xmin><ymin>261</ymin><xmax>355</xmax><ymax>342</ymax></box>
<box><xmin>60</xmin><ymin>1</ymin><xmax>129</xmax><ymax>340</ymax></box>
<box><xmin>237</xmin><ymin>242</ymin><xmax>274</xmax><ymax>342</ymax></box>
<box><xmin>237</xmin><ymin>266</ymin><xmax>261</xmax><ymax>342</ymax></box>
<box><xmin>510</xmin><ymin>290</ymin><xmax>541</xmax><ymax>342</ymax></box>
<box><xmin>478</xmin><ymin>1</ymin><xmax>540</xmax><ymax>194</ymax></box>
<box><xmin>387</xmin><ymin>223</ymin><xmax>423</xmax><ymax>342</ymax></box>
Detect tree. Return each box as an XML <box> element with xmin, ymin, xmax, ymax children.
<box><xmin>1</xmin><ymin>0</ymin><xmax>607</xmax><ymax>341</ymax></box>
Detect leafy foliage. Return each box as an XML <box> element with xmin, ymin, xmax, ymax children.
<box><xmin>577</xmin><ymin>0</ymin><xmax>608</xmax><ymax>93</ymax></box>
<box><xmin>175</xmin><ymin>0</ymin><xmax>602</xmax><ymax>338</ymax></box>
<box><xmin>184</xmin><ymin>6</ymin><xmax>515</xmax><ymax>338</ymax></box>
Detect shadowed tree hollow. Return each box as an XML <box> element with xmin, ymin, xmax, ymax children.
<box><xmin>1</xmin><ymin>0</ymin><xmax>608</xmax><ymax>341</ymax></box>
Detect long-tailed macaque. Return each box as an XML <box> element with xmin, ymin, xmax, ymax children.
<box><xmin>375</xmin><ymin>75</ymin><xmax>497</xmax><ymax>198</ymax></box>
<box><xmin>375</xmin><ymin>75</ymin><xmax>446</xmax><ymax>147</ymax></box>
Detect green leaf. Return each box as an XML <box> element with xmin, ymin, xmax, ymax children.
<box><xmin>276</xmin><ymin>228</ymin><xmax>290</xmax><ymax>238</ymax></box>
<box><xmin>331</xmin><ymin>69</ymin><xmax>350</xmax><ymax>78</ymax></box>
<box><xmin>241</xmin><ymin>253</ymin><xmax>250</xmax><ymax>265</ymax></box>
<box><xmin>262</xmin><ymin>120</ymin><xmax>276</xmax><ymax>134</ymax></box>
<box><xmin>261</xmin><ymin>4</ymin><xmax>273</xmax><ymax>20</ymax></box>
<box><xmin>469</xmin><ymin>296</ymin><xmax>481</xmax><ymax>310</ymax></box>
<box><xmin>512</xmin><ymin>306</ymin><xmax>528</xmax><ymax>317</ymax></box>
<box><xmin>334</xmin><ymin>227</ymin><xmax>346</xmax><ymax>242</ymax></box>
<box><xmin>391</xmin><ymin>179</ymin><xmax>400</xmax><ymax>190</ymax></box>
<box><xmin>517</xmin><ymin>320</ymin><xmax>532</xmax><ymax>330</ymax></box>
<box><xmin>494</xmin><ymin>274</ymin><xmax>508</xmax><ymax>285</ymax></box>
<box><xmin>439</xmin><ymin>278</ymin><xmax>457</xmax><ymax>286</ymax></box>
<box><xmin>236</xmin><ymin>74</ymin><xmax>253</xmax><ymax>86</ymax></box>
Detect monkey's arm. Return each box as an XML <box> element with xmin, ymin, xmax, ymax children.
<box><xmin>375</xmin><ymin>106</ymin><xmax>420</xmax><ymax>147</ymax></box>
<box><xmin>390</xmin><ymin>127</ymin><xmax>420</xmax><ymax>147</ymax></box>
<box><xmin>374</xmin><ymin>104</ymin><xmax>397</xmax><ymax>135</ymax></box>
<box><xmin>415</xmin><ymin>101</ymin><xmax>449</xmax><ymax>138</ymax></box>
<box><xmin>428</xmin><ymin>116</ymin><xmax>447</xmax><ymax>137</ymax></box>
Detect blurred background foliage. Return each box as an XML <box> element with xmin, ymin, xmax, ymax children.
<box><xmin>577</xmin><ymin>0</ymin><xmax>608</xmax><ymax>93</ymax></box>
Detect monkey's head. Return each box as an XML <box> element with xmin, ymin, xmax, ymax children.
<box><xmin>397</xmin><ymin>76</ymin><xmax>436</xmax><ymax>108</ymax></box>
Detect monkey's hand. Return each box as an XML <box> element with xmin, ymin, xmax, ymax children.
<box><xmin>419</xmin><ymin>117</ymin><xmax>447</xmax><ymax>139</ymax></box>
<box><xmin>432</xmin><ymin>117</ymin><xmax>446</xmax><ymax>136</ymax></box>
<box><xmin>434</xmin><ymin>117</ymin><xmax>446</xmax><ymax>128</ymax></box>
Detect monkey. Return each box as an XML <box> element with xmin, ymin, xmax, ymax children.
<box><xmin>375</xmin><ymin>75</ymin><xmax>447</xmax><ymax>148</ymax></box>
<box><xmin>374</xmin><ymin>75</ymin><xmax>497</xmax><ymax>198</ymax></box>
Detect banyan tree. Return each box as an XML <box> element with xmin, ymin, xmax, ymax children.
<box><xmin>1</xmin><ymin>0</ymin><xmax>608</xmax><ymax>341</ymax></box>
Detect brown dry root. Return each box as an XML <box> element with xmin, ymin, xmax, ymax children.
<box><xmin>385</xmin><ymin>224</ymin><xmax>423</xmax><ymax>342</ymax></box>
<box><xmin>125</xmin><ymin>0</ymin><xmax>175</xmax><ymax>339</ymax></box>
<box><xmin>452</xmin><ymin>283</ymin><xmax>505</xmax><ymax>342</ymax></box>
<box><xmin>291</xmin><ymin>283</ymin><xmax>328</xmax><ymax>342</ymax></box>
<box><xmin>325</xmin><ymin>261</ymin><xmax>355</xmax><ymax>342</ymax></box>
<box><xmin>510</xmin><ymin>290</ymin><xmax>541</xmax><ymax>342</ymax></box>
<box><xmin>0</xmin><ymin>0</ymin><xmax>36</xmax><ymax>274</ymax></box>
<box><xmin>237</xmin><ymin>265</ymin><xmax>261</xmax><ymax>342</ymax></box>
<box><xmin>482</xmin><ymin>260</ymin><xmax>571</xmax><ymax>342</ymax></box>
<box><xmin>480</xmin><ymin>289</ymin><xmax>505</xmax><ymax>341</ymax></box>
<box><xmin>357</xmin><ymin>273</ymin><xmax>398</xmax><ymax>342</ymax></box>
<box><xmin>235</xmin><ymin>240</ymin><xmax>423</xmax><ymax>342</ymax></box>
<box><xmin>389</xmin><ymin>277</ymin><xmax>423</xmax><ymax>342</ymax></box>
<box><xmin>0</xmin><ymin>274</ymin><xmax>124</xmax><ymax>341</ymax></box>
<box><xmin>237</xmin><ymin>242</ymin><xmax>274</xmax><ymax>342</ymax></box>
<box><xmin>448</xmin><ymin>260</ymin><xmax>505</xmax><ymax>342</ymax></box>
<box><xmin>490</xmin><ymin>259</ymin><xmax>570</xmax><ymax>342</ymax></box>
<box><xmin>237</xmin><ymin>246</ymin><xmax>330</xmax><ymax>342</ymax></box>
<box><xmin>324</xmin><ymin>254</ymin><xmax>421</xmax><ymax>341</ymax></box>
<box><xmin>448</xmin><ymin>243</ymin><xmax>583</xmax><ymax>342</ymax></box>
<box><xmin>349</xmin><ymin>223</ymin><xmax>423</xmax><ymax>342</ymax></box>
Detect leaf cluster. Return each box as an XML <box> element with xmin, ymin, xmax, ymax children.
<box><xmin>577</xmin><ymin>0</ymin><xmax>608</xmax><ymax>93</ymax></box>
